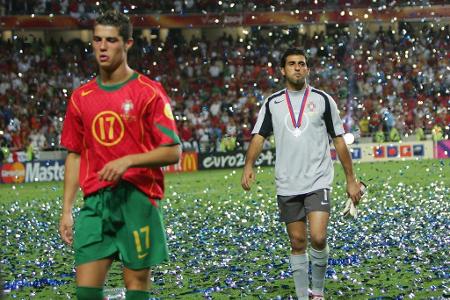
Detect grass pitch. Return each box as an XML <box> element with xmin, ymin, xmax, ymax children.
<box><xmin>0</xmin><ymin>159</ymin><xmax>449</xmax><ymax>299</ymax></box>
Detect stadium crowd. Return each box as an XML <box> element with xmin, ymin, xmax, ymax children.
<box><xmin>0</xmin><ymin>18</ymin><xmax>448</xmax><ymax>156</ymax></box>
<box><xmin>1</xmin><ymin>0</ymin><xmax>448</xmax><ymax>16</ymax></box>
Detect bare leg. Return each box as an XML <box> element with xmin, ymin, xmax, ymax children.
<box><xmin>124</xmin><ymin>267</ymin><xmax>151</xmax><ymax>290</ymax></box>
<box><xmin>286</xmin><ymin>220</ymin><xmax>307</xmax><ymax>254</ymax></box>
<box><xmin>76</xmin><ymin>258</ymin><xmax>113</xmax><ymax>287</ymax></box>
<box><xmin>308</xmin><ymin>211</ymin><xmax>329</xmax><ymax>250</ymax></box>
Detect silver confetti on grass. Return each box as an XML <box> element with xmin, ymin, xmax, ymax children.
<box><xmin>1</xmin><ymin>174</ymin><xmax>449</xmax><ymax>298</ymax></box>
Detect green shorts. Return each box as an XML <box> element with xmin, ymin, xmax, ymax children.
<box><xmin>74</xmin><ymin>181</ymin><xmax>169</xmax><ymax>270</ymax></box>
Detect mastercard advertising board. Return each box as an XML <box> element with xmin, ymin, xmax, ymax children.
<box><xmin>1</xmin><ymin>160</ymin><xmax>65</xmax><ymax>184</ymax></box>
<box><xmin>1</xmin><ymin>162</ymin><xmax>26</xmax><ymax>184</ymax></box>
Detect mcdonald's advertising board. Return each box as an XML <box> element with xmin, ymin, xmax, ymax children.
<box><xmin>163</xmin><ymin>152</ymin><xmax>198</xmax><ymax>173</ymax></box>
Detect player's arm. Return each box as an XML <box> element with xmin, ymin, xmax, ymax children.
<box><xmin>241</xmin><ymin>134</ymin><xmax>265</xmax><ymax>191</ymax></box>
<box><xmin>98</xmin><ymin>144</ymin><xmax>181</xmax><ymax>182</ymax></box>
<box><xmin>60</xmin><ymin>151</ymin><xmax>80</xmax><ymax>245</ymax></box>
<box><xmin>332</xmin><ymin>136</ymin><xmax>361</xmax><ymax>205</ymax></box>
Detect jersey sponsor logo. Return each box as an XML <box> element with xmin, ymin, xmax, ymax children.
<box><xmin>121</xmin><ymin>99</ymin><xmax>136</xmax><ymax>122</ymax></box>
<box><xmin>81</xmin><ymin>89</ymin><xmax>93</xmax><ymax>96</ymax></box>
<box><xmin>164</xmin><ymin>103</ymin><xmax>174</xmax><ymax>120</ymax></box>
<box><xmin>92</xmin><ymin>111</ymin><xmax>125</xmax><ymax>146</ymax></box>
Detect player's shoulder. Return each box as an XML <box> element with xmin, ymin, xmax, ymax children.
<box><xmin>135</xmin><ymin>73</ymin><xmax>170</xmax><ymax>105</ymax></box>
<box><xmin>266</xmin><ymin>88</ymin><xmax>286</xmax><ymax>103</ymax></box>
<box><xmin>135</xmin><ymin>73</ymin><xmax>165</xmax><ymax>91</ymax></box>
<box><xmin>310</xmin><ymin>86</ymin><xmax>333</xmax><ymax>101</ymax></box>
<box><xmin>72</xmin><ymin>78</ymin><xmax>98</xmax><ymax>99</ymax></box>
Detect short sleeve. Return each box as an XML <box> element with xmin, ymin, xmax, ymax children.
<box><xmin>252</xmin><ymin>98</ymin><xmax>273</xmax><ymax>137</ymax></box>
<box><xmin>147</xmin><ymin>86</ymin><xmax>180</xmax><ymax>146</ymax></box>
<box><xmin>324</xmin><ymin>95</ymin><xmax>345</xmax><ymax>138</ymax></box>
<box><xmin>60</xmin><ymin>97</ymin><xmax>84</xmax><ymax>153</ymax></box>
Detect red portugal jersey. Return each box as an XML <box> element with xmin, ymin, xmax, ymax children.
<box><xmin>61</xmin><ymin>72</ymin><xmax>180</xmax><ymax>200</ymax></box>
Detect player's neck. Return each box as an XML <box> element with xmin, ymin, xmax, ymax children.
<box><xmin>285</xmin><ymin>81</ymin><xmax>307</xmax><ymax>92</ymax></box>
<box><xmin>99</xmin><ymin>64</ymin><xmax>134</xmax><ymax>86</ymax></box>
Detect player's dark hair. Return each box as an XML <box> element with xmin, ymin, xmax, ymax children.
<box><xmin>280</xmin><ymin>48</ymin><xmax>309</xmax><ymax>68</ymax></box>
<box><xmin>95</xmin><ymin>10</ymin><xmax>133</xmax><ymax>41</ymax></box>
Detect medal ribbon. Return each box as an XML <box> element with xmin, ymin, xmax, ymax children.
<box><xmin>285</xmin><ymin>86</ymin><xmax>310</xmax><ymax>128</ymax></box>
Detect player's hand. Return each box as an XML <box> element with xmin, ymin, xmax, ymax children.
<box><xmin>347</xmin><ymin>179</ymin><xmax>363</xmax><ymax>206</ymax></box>
<box><xmin>241</xmin><ymin>166</ymin><xmax>255</xmax><ymax>191</ymax></box>
<box><xmin>98</xmin><ymin>156</ymin><xmax>132</xmax><ymax>182</ymax></box>
<box><xmin>59</xmin><ymin>212</ymin><xmax>74</xmax><ymax>245</ymax></box>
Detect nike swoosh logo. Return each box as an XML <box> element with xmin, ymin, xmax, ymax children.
<box><xmin>81</xmin><ymin>90</ymin><xmax>93</xmax><ymax>96</ymax></box>
<box><xmin>138</xmin><ymin>253</ymin><xmax>148</xmax><ymax>259</ymax></box>
<box><xmin>274</xmin><ymin>100</ymin><xmax>284</xmax><ymax>104</ymax></box>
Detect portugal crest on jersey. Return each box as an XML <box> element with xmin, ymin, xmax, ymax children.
<box><xmin>308</xmin><ymin>101</ymin><xmax>316</xmax><ymax>112</ymax></box>
<box><xmin>121</xmin><ymin>100</ymin><xmax>136</xmax><ymax>121</ymax></box>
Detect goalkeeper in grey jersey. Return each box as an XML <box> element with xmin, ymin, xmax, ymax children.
<box><xmin>241</xmin><ymin>48</ymin><xmax>363</xmax><ymax>300</ymax></box>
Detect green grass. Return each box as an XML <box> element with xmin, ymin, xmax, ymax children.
<box><xmin>0</xmin><ymin>159</ymin><xmax>449</xmax><ymax>299</ymax></box>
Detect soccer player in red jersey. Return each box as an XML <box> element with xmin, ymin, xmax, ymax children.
<box><xmin>59</xmin><ymin>10</ymin><xmax>181</xmax><ymax>300</ymax></box>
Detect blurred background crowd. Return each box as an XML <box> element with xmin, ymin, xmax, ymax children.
<box><xmin>0</xmin><ymin>1</ymin><xmax>448</xmax><ymax>158</ymax></box>
<box><xmin>1</xmin><ymin>0</ymin><xmax>448</xmax><ymax>16</ymax></box>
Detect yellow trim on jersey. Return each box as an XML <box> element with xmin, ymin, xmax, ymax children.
<box><xmin>71</xmin><ymin>97</ymin><xmax>82</xmax><ymax>116</ymax></box>
<box><xmin>138</xmin><ymin>75</ymin><xmax>158</xmax><ymax>144</ymax></box>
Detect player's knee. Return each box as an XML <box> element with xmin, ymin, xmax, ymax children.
<box><xmin>124</xmin><ymin>277</ymin><xmax>149</xmax><ymax>290</ymax></box>
<box><xmin>290</xmin><ymin>235</ymin><xmax>307</xmax><ymax>253</ymax></box>
<box><xmin>124</xmin><ymin>269</ymin><xmax>150</xmax><ymax>290</ymax></box>
<box><xmin>76</xmin><ymin>286</ymin><xmax>103</xmax><ymax>300</ymax></box>
<box><xmin>310</xmin><ymin>235</ymin><xmax>327</xmax><ymax>250</ymax></box>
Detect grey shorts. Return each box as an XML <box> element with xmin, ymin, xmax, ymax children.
<box><xmin>277</xmin><ymin>189</ymin><xmax>331</xmax><ymax>223</ymax></box>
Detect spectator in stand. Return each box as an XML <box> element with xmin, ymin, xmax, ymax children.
<box><xmin>0</xmin><ymin>14</ymin><xmax>448</xmax><ymax>152</ymax></box>
<box><xmin>179</xmin><ymin>122</ymin><xmax>198</xmax><ymax>152</ymax></box>
<box><xmin>29</xmin><ymin>128</ymin><xmax>47</xmax><ymax>153</ymax></box>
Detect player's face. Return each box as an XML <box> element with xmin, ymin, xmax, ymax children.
<box><xmin>92</xmin><ymin>25</ymin><xmax>132</xmax><ymax>72</ymax></box>
<box><xmin>281</xmin><ymin>55</ymin><xmax>309</xmax><ymax>90</ymax></box>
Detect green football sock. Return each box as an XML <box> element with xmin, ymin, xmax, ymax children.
<box><xmin>76</xmin><ymin>286</ymin><xmax>103</xmax><ymax>300</ymax></box>
<box><xmin>126</xmin><ymin>289</ymin><xmax>149</xmax><ymax>300</ymax></box>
